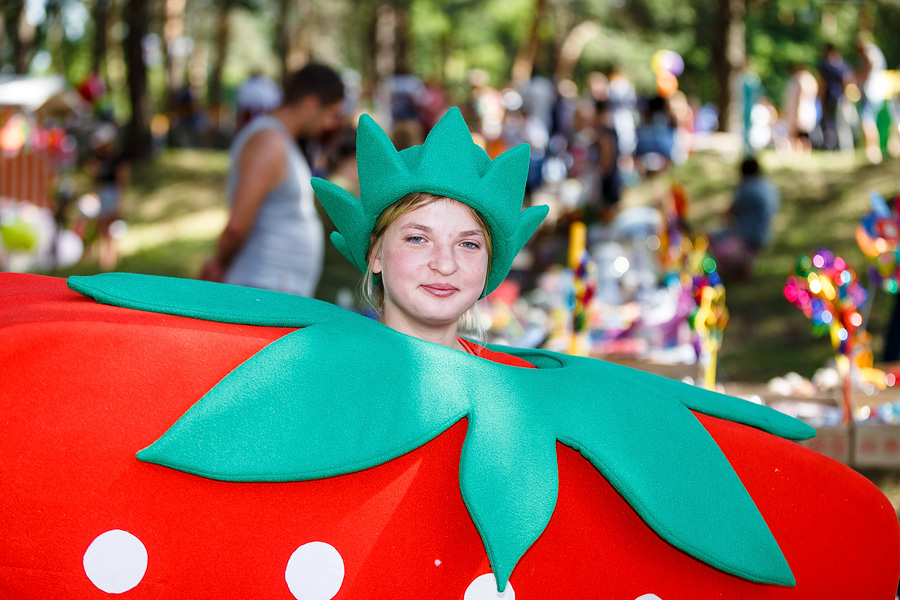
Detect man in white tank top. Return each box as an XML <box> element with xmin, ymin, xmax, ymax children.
<box><xmin>201</xmin><ymin>63</ymin><xmax>344</xmax><ymax>296</ymax></box>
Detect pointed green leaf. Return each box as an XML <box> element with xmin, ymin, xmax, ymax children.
<box><xmin>310</xmin><ymin>178</ymin><xmax>368</xmax><ymax>272</ymax></box>
<box><xmin>555</xmin><ymin>359</ymin><xmax>795</xmax><ymax>586</ymax></box>
<box><xmin>459</xmin><ymin>397</ymin><xmax>557</xmax><ymax>592</ymax></box>
<box><xmin>636</xmin><ymin>369</ymin><xmax>815</xmax><ymax>440</ymax></box>
<box><xmin>68</xmin><ymin>273</ymin><xmax>349</xmax><ymax>328</ymax></box>
<box><xmin>495</xmin><ymin>343</ymin><xmax>815</xmax><ymax>441</ymax></box>
<box><xmin>139</xmin><ymin>320</ymin><xmax>471</xmax><ymax>481</ymax></box>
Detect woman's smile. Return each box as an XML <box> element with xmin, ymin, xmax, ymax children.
<box><xmin>421</xmin><ymin>283</ymin><xmax>459</xmax><ymax>297</ymax></box>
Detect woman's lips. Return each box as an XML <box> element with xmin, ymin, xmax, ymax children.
<box><xmin>421</xmin><ymin>284</ymin><xmax>458</xmax><ymax>297</ymax></box>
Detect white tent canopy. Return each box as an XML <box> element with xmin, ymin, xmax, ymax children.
<box><xmin>0</xmin><ymin>75</ymin><xmax>86</xmax><ymax>116</ymax></box>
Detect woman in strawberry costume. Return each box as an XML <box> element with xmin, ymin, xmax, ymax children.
<box><xmin>1</xmin><ymin>108</ymin><xmax>898</xmax><ymax>599</ymax></box>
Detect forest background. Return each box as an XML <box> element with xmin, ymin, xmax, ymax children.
<box><xmin>4</xmin><ymin>0</ymin><xmax>900</xmax><ymax>159</ymax></box>
<box><xmin>4</xmin><ymin>0</ymin><xmax>900</xmax><ymax>385</ymax></box>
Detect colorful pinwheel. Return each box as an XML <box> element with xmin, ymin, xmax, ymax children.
<box><xmin>857</xmin><ymin>191</ymin><xmax>900</xmax><ymax>294</ymax></box>
<box><xmin>784</xmin><ymin>250</ymin><xmax>868</xmax><ymax>423</ymax></box>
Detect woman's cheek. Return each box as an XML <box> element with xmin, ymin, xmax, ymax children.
<box><xmin>466</xmin><ymin>254</ymin><xmax>489</xmax><ymax>285</ymax></box>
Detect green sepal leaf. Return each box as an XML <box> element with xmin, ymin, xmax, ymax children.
<box><xmin>68</xmin><ymin>272</ymin><xmax>348</xmax><ymax>327</ymax></box>
<box><xmin>459</xmin><ymin>389</ymin><xmax>558</xmax><ymax>592</ymax></box>
<box><xmin>551</xmin><ymin>356</ymin><xmax>795</xmax><ymax>586</ymax></box>
<box><xmin>138</xmin><ymin>321</ymin><xmax>471</xmax><ymax>480</ymax></box>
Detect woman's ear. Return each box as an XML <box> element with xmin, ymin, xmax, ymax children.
<box><xmin>370</xmin><ymin>235</ymin><xmax>383</xmax><ymax>274</ymax></box>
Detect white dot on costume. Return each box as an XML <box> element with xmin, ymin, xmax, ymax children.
<box><xmin>635</xmin><ymin>595</ymin><xmax>663</xmax><ymax>600</ymax></box>
<box><xmin>464</xmin><ymin>573</ymin><xmax>515</xmax><ymax>599</ymax></box>
<box><xmin>435</xmin><ymin>559</ymin><xmax>442</xmax><ymax>566</ymax></box>
<box><xmin>83</xmin><ymin>529</ymin><xmax>148</xmax><ymax>594</ymax></box>
<box><xmin>285</xmin><ymin>541</ymin><xmax>344</xmax><ymax>600</ymax></box>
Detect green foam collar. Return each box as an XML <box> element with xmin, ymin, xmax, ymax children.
<box><xmin>69</xmin><ymin>273</ymin><xmax>815</xmax><ymax>592</ymax></box>
<box><xmin>310</xmin><ymin>107</ymin><xmax>549</xmax><ymax>296</ymax></box>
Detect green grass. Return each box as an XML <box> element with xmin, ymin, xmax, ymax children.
<box><xmin>56</xmin><ymin>149</ymin><xmax>229</xmax><ymax>280</ymax></box>
<box><xmin>663</xmin><ymin>150</ymin><xmax>899</xmax><ymax>383</ymax></box>
<box><xmin>52</xmin><ymin>146</ymin><xmax>900</xmax><ymax>383</ymax></box>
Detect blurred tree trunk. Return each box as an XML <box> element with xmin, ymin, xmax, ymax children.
<box><xmin>163</xmin><ymin>0</ymin><xmax>186</xmax><ymax>107</ymax></box>
<box><xmin>512</xmin><ymin>0</ymin><xmax>548</xmax><ymax>84</ymax></box>
<box><xmin>555</xmin><ymin>21</ymin><xmax>600</xmax><ymax>82</ymax></box>
<box><xmin>372</xmin><ymin>2</ymin><xmax>396</xmax><ymax>124</ymax></box>
<box><xmin>91</xmin><ymin>0</ymin><xmax>110</xmax><ymax>76</ymax></box>
<box><xmin>284</xmin><ymin>1</ymin><xmax>313</xmax><ymax>75</ymax></box>
<box><xmin>714</xmin><ymin>0</ymin><xmax>745</xmax><ymax>134</ymax></box>
<box><xmin>394</xmin><ymin>4</ymin><xmax>409</xmax><ymax>74</ymax></box>
<box><xmin>276</xmin><ymin>0</ymin><xmax>291</xmax><ymax>85</ymax></box>
<box><xmin>3</xmin><ymin>1</ymin><xmax>32</xmax><ymax>73</ymax></box>
<box><xmin>208</xmin><ymin>0</ymin><xmax>232</xmax><ymax>117</ymax></box>
<box><xmin>124</xmin><ymin>0</ymin><xmax>153</xmax><ymax>160</ymax></box>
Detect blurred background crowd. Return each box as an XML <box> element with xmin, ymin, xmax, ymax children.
<box><xmin>2</xmin><ymin>0</ymin><xmax>900</xmax><ymax>389</ymax></box>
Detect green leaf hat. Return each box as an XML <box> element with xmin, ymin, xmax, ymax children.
<box><xmin>311</xmin><ymin>107</ymin><xmax>549</xmax><ymax>296</ymax></box>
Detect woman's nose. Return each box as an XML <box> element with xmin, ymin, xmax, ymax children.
<box><xmin>429</xmin><ymin>243</ymin><xmax>458</xmax><ymax>275</ymax></box>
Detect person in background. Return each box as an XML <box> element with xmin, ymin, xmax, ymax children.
<box><xmin>607</xmin><ymin>68</ymin><xmax>637</xmax><ymax>158</ymax></box>
<box><xmin>854</xmin><ymin>33</ymin><xmax>887</xmax><ymax>163</ymax></box>
<box><xmin>739</xmin><ymin>61</ymin><xmax>762</xmax><ymax>155</ymax></box>
<box><xmin>388</xmin><ymin>67</ymin><xmax>426</xmax><ymax>146</ymax></box>
<box><xmin>235</xmin><ymin>71</ymin><xmax>283</xmax><ymax>132</ymax></box>
<box><xmin>782</xmin><ymin>63</ymin><xmax>819</xmax><ymax>153</ymax></box>
<box><xmin>591</xmin><ymin>99</ymin><xmax>621</xmax><ymax>220</ymax></box>
<box><xmin>200</xmin><ymin>63</ymin><xmax>344</xmax><ymax>296</ymax></box>
<box><xmin>86</xmin><ymin>122</ymin><xmax>129</xmax><ymax>271</ymax></box>
<box><xmin>710</xmin><ymin>157</ymin><xmax>780</xmax><ymax>280</ymax></box>
<box><xmin>818</xmin><ymin>43</ymin><xmax>853</xmax><ymax>151</ymax></box>
<box><xmin>634</xmin><ymin>95</ymin><xmax>675</xmax><ymax>175</ymax></box>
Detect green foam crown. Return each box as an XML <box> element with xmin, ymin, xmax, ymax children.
<box><xmin>311</xmin><ymin>107</ymin><xmax>548</xmax><ymax>296</ymax></box>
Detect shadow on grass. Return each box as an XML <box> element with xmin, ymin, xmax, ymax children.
<box><xmin>124</xmin><ymin>149</ymin><xmax>229</xmax><ymax>225</ymax></box>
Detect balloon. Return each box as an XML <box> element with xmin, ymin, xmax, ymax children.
<box><xmin>651</xmin><ymin>49</ymin><xmax>685</xmax><ymax>77</ymax></box>
<box><xmin>657</xmin><ymin>72</ymin><xmax>679</xmax><ymax>98</ymax></box>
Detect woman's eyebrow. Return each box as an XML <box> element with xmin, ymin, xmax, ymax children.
<box><xmin>399</xmin><ymin>223</ymin><xmax>484</xmax><ymax>238</ymax></box>
<box><xmin>400</xmin><ymin>223</ymin><xmax>432</xmax><ymax>233</ymax></box>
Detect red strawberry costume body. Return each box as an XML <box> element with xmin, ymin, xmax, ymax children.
<box><xmin>1</xmin><ymin>272</ymin><xmax>898</xmax><ymax>598</ymax></box>
<box><xmin>2</xmin><ymin>106</ymin><xmax>899</xmax><ymax>598</ymax></box>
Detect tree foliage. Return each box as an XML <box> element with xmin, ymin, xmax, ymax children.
<box><xmin>2</xmin><ymin>0</ymin><xmax>898</xmax><ymax>137</ymax></box>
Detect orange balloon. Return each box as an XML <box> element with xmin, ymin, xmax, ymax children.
<box><xmin>656</xmin><ymin>72</ymin><xmax>679</xmax><ymax>98</ymax></box>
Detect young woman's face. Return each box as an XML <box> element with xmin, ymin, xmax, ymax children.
<box><xmin>372</xmin><ymin>199</ymin><xmax>489</xmax><ymax>334</ymax></box>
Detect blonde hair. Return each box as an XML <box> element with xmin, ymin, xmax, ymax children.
<box><xmin>361</xmin><ymin>192</ymin><xmax>492</xmax><ymax>341</ymax></box>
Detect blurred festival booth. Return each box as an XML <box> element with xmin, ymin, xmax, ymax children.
<box><xmin>478</xmin><ymin>183</ymin><xmax>724</xmax><ymax>386</ymax></box>
<box><xmin>0</xmin><ymin>74</ymin><xmax>88</xmax><ymax>273</ymax></box>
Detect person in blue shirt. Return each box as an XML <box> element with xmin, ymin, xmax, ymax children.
<box><xmin>710</xmin><ymin>157</ymin><xmax>780</xmax><ymax>280</ymax></box>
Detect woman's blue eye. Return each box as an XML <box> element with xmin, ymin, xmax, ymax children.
<box><xmin>461</xmin><ymin>241</ymin><xmax>481</xmax><ymax>250</ymax></box>
<box><xmin>405</xmin><ymin>235</ymin><xmax>426</xmax><ymax>244</ymax></box>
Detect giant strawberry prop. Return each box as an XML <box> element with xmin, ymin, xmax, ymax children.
<box><xmin>1</xmin><ymin>272</ymin><xmax>898</xmax><ymax>599</ymax></box>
